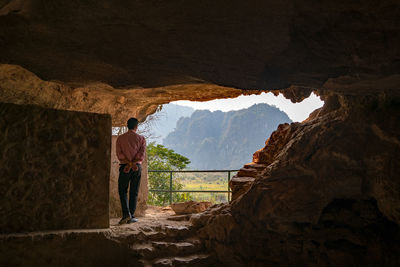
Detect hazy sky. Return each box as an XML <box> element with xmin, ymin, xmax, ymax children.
<box><xmin>171</xmin><ymin>92</ymin><xmax>324</xmax><ymax>122</ymax></box>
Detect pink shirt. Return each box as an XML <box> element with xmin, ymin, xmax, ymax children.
<box><xmin>116</xmin><ymin>130</ymin><xmax>146</xmax><ymax>164</ymax></box>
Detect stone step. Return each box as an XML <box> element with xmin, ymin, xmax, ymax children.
<box><xmin>152</xmin><ymin>253</ymin><xmax>214</xmax><ymax>267</ymax></box>
<box><xmin>167</xmin><ymin>214</ymin><xmax>192</xmax><ymax>222</ymax></box>
<box><xmin>164</xmin><ymin>225</ymin><xmax>192</xmax><ymax>239</ymax></box>
<box><xmin>229</xmin><ymin>176</ymin><xmax>256</xmax><ymax>188</ymax></box>
<box><xmin>133</xmin><ymin>225</ymin><xmax>192</xmax><ymax>242</ymax></box>
<box><xmin>131</xmin><ymin>243</ymin><xmax>156</xmax><ymax>258</ymax></box>
<box><xmin>132</xmin><ymin>239</ymin><xmax>204</xmax><ymax>260</ymax></box>
<box><xmin>243</xmin><ymin>162</ymin><xmax>267</xmax><ymax>170</ymax></box>
<box><xmin>236</xmin><ymin>167</ymin><xmax>258</xmax><ymax>177</ymax></box>
<box><xmin>136</xmin><ymin>231</ymin><xmax>169</xmax><ymax>241</ymax></box>
<box><xmin>153</xmin><ymin>239</ymin><xmax>203</xmax><ymax>255</ymax></box>
<box><xmin>229</xmin><ymin>176</ymin><xmax>256</xmax><ymax>201</ymax></box>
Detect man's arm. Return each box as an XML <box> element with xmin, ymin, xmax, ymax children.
<box><xmin>116</xmin><ymin>137</ymin><xmax>126</xmax><ymax>162</ymax></box>
<box><xmin>134</xmin><ymin>137</ymin><xmax>146</xmax><ymax>162</ymax></box>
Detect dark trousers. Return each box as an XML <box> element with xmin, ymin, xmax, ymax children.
<box><xmin>118</xmin><ymin>164</ymin><xmax>142</xmax><ymax>218</ymax></box>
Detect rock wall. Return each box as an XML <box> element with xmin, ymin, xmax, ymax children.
<box><xmin>0</xmin><ymin>230</ymin><xmax>141</xmax><ymax>267</ymax></box>
<box><xmin>1</xmin><ymin>1</ymin><xmax>399</xmax><ymax>92</ymax></box>
<box><xmin>109</xmin><ymin>135</ymin><xmax>148</xmax><ymax>218</ymax></box>
<box><xmin>193</xmin><ymin>94</ymin><xmax>400</xmax><ymax>266</ymax></box>
<box><xmin>0</xmin><ymin>102</ymin><xmax>111</xmax><ymax>233</ymax></box>
<box><xmin>0</xmin><ymin>64</ymin><xmax>255</xmax><ymax>125</ymax></box>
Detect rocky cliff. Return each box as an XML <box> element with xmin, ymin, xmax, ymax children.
<box><xmin>163</xmin><ymin>104</ymin><xmax>292</xmax><ymax>169</ymax></box>
<box><xmin>148</xmin><ymin>104</ymin><xmax>195</xmax><ymax>143</ymax></box>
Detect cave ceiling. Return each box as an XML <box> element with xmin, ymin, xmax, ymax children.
<box><xmin>0</xmin><ymin>0</ymin><xmax>399</xmax><ymax>124</ymax></box>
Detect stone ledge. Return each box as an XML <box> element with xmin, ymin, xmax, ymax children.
<box><xmin>0</xmin><ymin>228</ymin><xmax>141</xmax><ymax>267</ymax></box>
<box><xmin>236</xmin><ymin>167</ymin><xmax>258</xmax><ymax>177</ymax></box>
<box><xmin>243</xmin><ymin>162</ymin><xmax>267</xmax><ymax>170</ymax></box>
<box><xmin>229</xmin><ymin>176</ymin><xmax>255</xmax><ymax>201</ymax></box>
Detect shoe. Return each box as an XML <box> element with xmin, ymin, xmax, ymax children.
<box><xmin>128</xmin><ymin>217</ymin><xmax>138</xmax><ymax>223</ymax></box>
<box><xmin>118</xmin><ymin>217</ymin><xmax>131</xmax><ymax>225</ymax></box>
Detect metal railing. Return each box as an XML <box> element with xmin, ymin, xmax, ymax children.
<box><xmin>148</xmin><ymin>170</ymin><xmax>238</xmax><ymax>204</ymax></box>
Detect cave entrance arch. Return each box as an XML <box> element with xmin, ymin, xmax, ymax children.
<box><xmin>133</xmin><ymin>92</ymin><xmax>324</xmax><ymax>206</ymax></box>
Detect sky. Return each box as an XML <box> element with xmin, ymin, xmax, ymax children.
<box><xmin>171</xmin><ymin>92</ymin><xmax>324</xmax><ymax>122</ymax></box>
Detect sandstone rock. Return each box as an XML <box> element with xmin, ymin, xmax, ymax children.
<box><xmin>1</xmin><ymin>1</ymin><xmax>399</xmax><ymax>95</ymax></box>
<box><xmin>0</xmin><ymin>102</ymin><xmax>110</xmax><ymax>233</ymax></box>
<box><xmin>171</xmin><ymin>201</ymin><xmax>212</xmax><ymax>215</ymax></box>
<box><xmin>0</xmin><ymin>64</ymin><xmax>254</xmax><ymax>125</ymax></box>
<box><xmin>236</xmin><ymin>167</ymin><xmax>258</xmax><ymax>177</ymax></box>
<box><xmin>167</xmin><ymin>215</ymin><xmax>192</xmax><ymax>222</ymax></box>
<box><xmin>116</xmin><ymin>96</ymin><xmax>125</xmax><ymax>104</ymax></box>
<box><xmin>243</xmin><ymin>162</ymin><xmax>267</xmax><ymax>171</ymax></box>
<box><xmin>253</xmin><ymin>122</ymin><xmax>296</xmax><ymax>164</ymax></box>
<box><xmin>197</xmin><ymin>95</ymin><xmax>400</xmax><ymax>266</ymax></box>
<box><xmin>189</xmin><ymin>203</ymin><xmax>230</xmax><ymax>230</ymax></box>
<box><xmin>230</xmin><ymin>123</ymin><xmax>299</xmax><ymax>203</ymax></box>
<box><xmin>229</xmin><ymin>177</ymin><xmax>255</xmax><ymax>201</ymax></box>
<box><xmin>281</xmin><ymin>85</ymin><xmax>313</xmax><ymax>103</ymax></box>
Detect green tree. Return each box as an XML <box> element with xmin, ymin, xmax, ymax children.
<box><xmin>147</xmin><ymin>142</ymin><xmax>192</xmax><ymax>205</ymax></box>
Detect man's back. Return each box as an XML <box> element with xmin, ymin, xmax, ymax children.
<box><xmin>116</xmin><ymin>118</ymin><xmax>146</xmax><ymax>224</ymax></box>
<box><xmin>116</xmin><ymin>130</ymin><xmax>146</xmax><ymax>164</ymax></box>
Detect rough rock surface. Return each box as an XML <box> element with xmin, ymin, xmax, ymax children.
<box><xmin>171</xmin><ymin>201</ymin><xmax>212</xmax><ymax>215</ymax></box>
<box><xmin>1</xmin><ymin>0</ymin><xmax>399</xmax><ymax>126</ymax></box>
<box><xmin>0</xmin><ymin>0</ymin><xmax>399</xmax><ymax>93</ymax></box>
<box><xmin>110</xmin><ymin>135</ymin><xmax>148</xmax><ymax>218</ymax></box>
<box><xmin>0</xmin><ymin>230</ymin><xmax>141</xmax><ymax>267</ymax></box>
<box><xmin>229</xmin><ymin>177</ymin><xmax>255</xmax><ymax>202</ymax></box>
<box><xmin>0</xmin><ymin>102</ymin><xmax>111</xmax><ymax>233</ymax></box>
<box><xmin>0</xmin><ymin>207</ymin><xmax>217</xmax><ymax>267</ymax></box>
<box><xmin>253</xmin><ymin>123</ymin><xmax>297</xmax><ymax>165</ymax></box>
<box><xmin>0</xmin><ymin>64</ymin><xmax>257</xmax><ymax>125</ymax></box>
<box><xmin>194</xmin><ymin>94</ymin><xmax>400</xmax><ymax>266</ymax></box>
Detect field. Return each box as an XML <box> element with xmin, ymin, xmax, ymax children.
<box><xmin>148</xmin><ymin>171</ymin><xmax>238</xmax><ymax>205</ymax></box>
<box><xmin>174</xmin><ymin>172</ymin><xmax>237</xmax><ymax>203</ymax></box>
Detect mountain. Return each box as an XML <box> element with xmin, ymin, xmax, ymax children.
<box><xmin>146</xmin><ymin>104</ymin><xmax>195</xmax><ymax>143</ymax></box>
<box><xmin>163</xmin><ymin>104</ymin><xmax>292</xmax><ymax>169</ymax></box>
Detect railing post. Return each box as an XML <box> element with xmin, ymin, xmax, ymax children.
<box><xmin>228</xmin><ymin>171</ymin><xmax>231</xmax><ymax>202</ymax></box>
<box><xmin>169</xmin><ymin>171</ymin><xmax>173</xmax><ymax>205</ymax></box>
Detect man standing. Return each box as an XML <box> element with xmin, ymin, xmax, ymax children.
<box><xmin>116</xmin><ymin>117</ymin><xmax>146</xmax><ymax>224</ymax></box>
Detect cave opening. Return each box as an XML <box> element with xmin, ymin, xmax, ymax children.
<box><xmin>1</xmin><ymin>0</ymin><xmax>400</xmax><ymax>264</ymax></box>
<box><xmin>109</xmin><ymin>92</ymin><xmax>325</xmax><ymax>208</ymax></box>
<box><xmin>143</xmin><ymin>91</ymin><xmax>324</xmax><ymax>163</ymax></box>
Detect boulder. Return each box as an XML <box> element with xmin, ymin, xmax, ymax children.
<box><xmin>171</xmin><ymin>201</ymin><xmax>212</xmax><ymax>215</ymax></box>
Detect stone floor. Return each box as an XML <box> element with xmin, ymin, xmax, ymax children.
<box><xmin>108</xmin><ymin>206</ymin><xmax>215</xmax><ymax>266</ymax></box>
<box><xmin>0</xmin><ymin>206</ymin><xmax>216</xmax><ymax>267</ymax></box>
<box><xmin>110</xmin><ymin>206</ymin><xmax>190</xmax><ymax>230</ymax></box>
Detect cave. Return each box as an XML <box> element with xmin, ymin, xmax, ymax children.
<box><xmin>0</xmin><ymin>0</ymin><xmax>400</xmax><ymax>266</ymax></box>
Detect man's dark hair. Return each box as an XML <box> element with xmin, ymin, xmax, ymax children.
<box><xmin>127</xmin><ymin>117</ymin><xmax>139</xmax><ymax>130</ymax></box>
